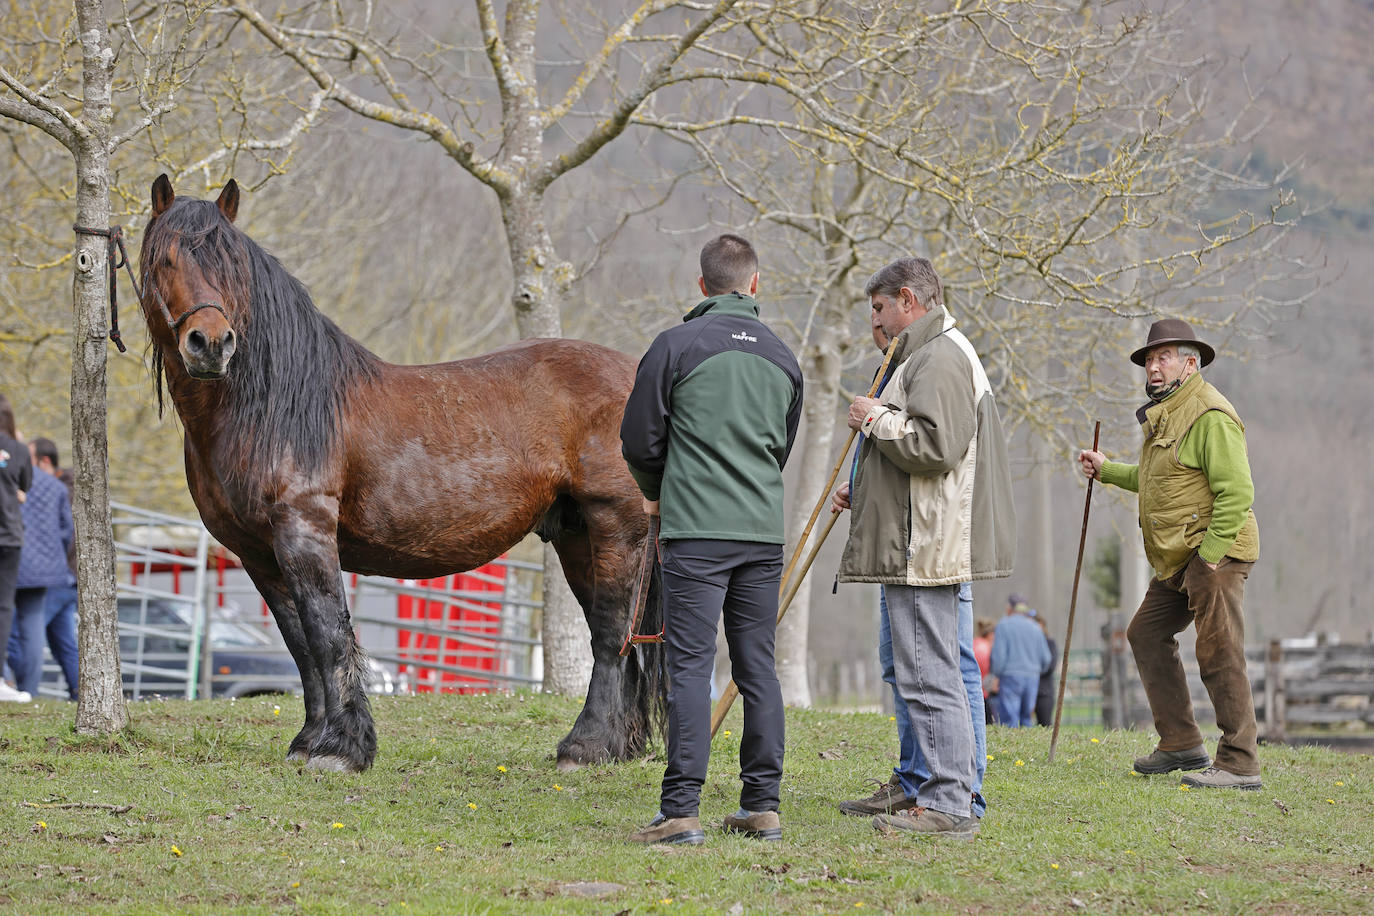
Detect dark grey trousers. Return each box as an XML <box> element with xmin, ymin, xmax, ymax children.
<box><xmin>0</xmin><ymin>546</ymin><xmax>20</xmax><ymax>684</ymax></box>
<box><xmin>658</xmin><ymin>538</ymin><xmax>784</xmax><ymax>819</ymax></box>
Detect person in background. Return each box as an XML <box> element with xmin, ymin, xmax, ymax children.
<box><xmin>10</xmin><ymin>434</ymin><xmax>73</xmax><ymax>698</ymax></box>
<box><xmin>0</xmin><ymin>393</ymin><xmax>33</xmax><ymax>703</ymax></box>
<box><xmin>973</xmin><ymin>617</ymin><xmax>996</xmax><ymax>724</ymax></box>
<box><xmin>990</xmin><ymin>597</ymin><xmax>1051</xmax><ymax>727</ymax></box>
<box><xmin>1032</xmin><ymin>610</ymin><xmax>1057</xmax><ymax>727</ymax></box>
<box><xmin>31</xmin><ymin>438</ymin><xmax>78</xmax><ymax>701</ymax></box>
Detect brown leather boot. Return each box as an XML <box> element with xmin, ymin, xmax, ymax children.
<box><xmin>628</xmin><ymin>813</ymin><xmax>705</xmax><ymax>845</ymax></box>
<box><xmin>722</xmin><ymin>809</ymin><xmax>782</xmax><ymax>841</ymax></box>
<box><xmin>838</xmin><ymin>774</ymin><xmax>912</xmax><ymax>816</ymax></box>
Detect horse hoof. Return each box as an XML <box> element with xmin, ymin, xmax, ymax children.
<box><xmin>555</xmin><ymin>757</ymin><xmax>584</xmax><ymax>773</ymax></box>
<box><xmin>285</xmin><ymin>749</ymin><xmax>309</xmax><ymax>763</ymax></box>
<box><xmin>305</xmin><ymin>754</ymin><xmax>360</xmax><ymax>774</ymax></box>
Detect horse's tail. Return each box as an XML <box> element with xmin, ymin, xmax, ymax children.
<box><xmin>623</xmin><ymin>549</ymin><xmax>666</xmax><ymax>756</ymax></box>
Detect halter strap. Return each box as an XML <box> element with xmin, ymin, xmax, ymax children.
<box><xmin>72</xmin><ymin>223</ymin><xmax>229</xmax><ymax>349</ymax></box>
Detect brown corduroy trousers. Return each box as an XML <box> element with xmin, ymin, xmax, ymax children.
<box><xmin>1126</xmin><ymin>553</ymin><xmax>1259</xmax><ymax>776</ymax></box>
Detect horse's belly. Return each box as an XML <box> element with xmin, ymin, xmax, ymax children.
<box><xmin>335</xmin><ymin>514</ymin><xmax>533</xmax><ymax>580</ymax></box>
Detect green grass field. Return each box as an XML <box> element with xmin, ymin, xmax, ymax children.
<box><xmin>1</xmin><ymin>692</ymin><xmax>1369</xmax><ymax>914</ymax></box>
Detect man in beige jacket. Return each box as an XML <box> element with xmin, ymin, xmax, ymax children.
<box><xmin>832</xmin><ymin>257</ymin><xmax>1015</xmax><ymax>837</ymax></box>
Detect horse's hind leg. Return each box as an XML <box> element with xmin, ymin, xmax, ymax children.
<box><xmin>241</xmin><ymin>561</ymin><xmax>328</xmax><ymax>761</ymax></box>
<box><xmin>270</xmin><ymin>501</ymin><xmax>377</xmax><ymax>773</ymax></box>
<box><xmin>550</xmin><ymin>501</ymin><xmax>654</xmax><ymax>769</ymax></box>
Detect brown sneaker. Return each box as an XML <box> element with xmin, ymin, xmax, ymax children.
<box><xmin>1180</xmin><ymin>767</ymin><xmax>1262</xmax><ymax>791</ymax></box>
<box><xmin>873</xmin><ymin>806</ymin><xmax>978</xmax><ymax>840</ymax></box>
<box><xmin>722</xmin><ymin>809</ymin><xmax>782</xmax><ymax>841</ymax></box>
<box><xmin>1132</xmin><ymin>744</ymin><xmax>1211</xmax><ymax>775</ymax></box>
<box><xmin>838</xmin><ymin>775</ymin><xmax>912</xmax><ymax>817</ymax></box>
<box><xmin>628</xmin><ymin>814</ymin><xmax>705</xmax><ymax>845</ymax></box>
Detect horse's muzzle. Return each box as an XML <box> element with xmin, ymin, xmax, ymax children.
<box><xmin>181</xmin><ymin>325</ymin><xmax>236</xmax><ymax>379</ymax></box>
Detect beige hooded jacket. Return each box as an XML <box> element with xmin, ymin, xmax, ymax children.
<box><xmin>837</xmin><ymin>306</ymin><xmax>1016</xmax><ymax>586</ymax></box>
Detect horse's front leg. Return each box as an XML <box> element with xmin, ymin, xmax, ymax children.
<box><xmin>241</xmin><ymin>560</ymin><xmax>328</xmax><ymax>761</ymax></box>
<box><xmin>271</xmin><ymin>496</ymin><xmax>376</xmax><ymax>773</ymax></box>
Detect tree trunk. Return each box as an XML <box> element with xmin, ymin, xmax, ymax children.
<box><xmin>775</xmin><ymin>338</ymin><xmax>846</xmax><ymax>707</ymax></box>
<box><xmin>497</xmin><ymin>189</ymin><xmax>593</xmax><ymax>694</ymax></box>
<box><xmin>71</xmin><ymin>0</ymin><xmax>126</xmax><ymax>734</ymax></box>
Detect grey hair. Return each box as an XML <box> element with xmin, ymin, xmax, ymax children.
<box><xmin>864</xmin><ymin>257</ymin><xmax>943</xmax><ymax>309</ymax></box>
<box><xmin>1177</xmin><ymin>343</ymin><xmax>1201</xmax><ymax>367</ymax></box>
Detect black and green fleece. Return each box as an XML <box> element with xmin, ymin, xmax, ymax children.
<box><xmin>620</xmin><ymin>293</ymin><xmax>804</xmax><ymax>544</ymax></box>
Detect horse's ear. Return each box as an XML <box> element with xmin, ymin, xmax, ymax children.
<box><xmin>151</xmin><ymin>174</ymin><xmax>174</xmax><ymax>217</ymax></box>
<box><xmin>216</xmin><ymin>179</ymin><xmax>240</xmax><ymax>223</ymax></box>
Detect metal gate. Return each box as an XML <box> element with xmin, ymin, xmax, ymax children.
<box><xmin>39</xmin><ymin>503</ymin><xmax>543</xmax><ymax>700</ymax></box>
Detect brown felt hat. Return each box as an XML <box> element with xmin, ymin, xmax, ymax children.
<box><xmin>1130</xmin><ymin>318</ymin><xmax>1215</xmax><ymax>367</ymax></box>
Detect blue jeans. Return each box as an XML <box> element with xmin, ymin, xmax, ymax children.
<box><xmin>7</xmin><ymin>586</ymin><xmax>48</xmax><ymax>695</ymax></box>
<box><xmin>880</xmin><ymin>582</ymin><xmax>987</xmax><ymax>817</ymax></box>
<box><xmin>996</xmin><ymin>674</ymin><xmax>1039</xmax><ymax>727</ymax></box>
<box><xmin>44</xmin><ymin>583</ymin><xmax>78</xmax><ymax>700</ymax></box>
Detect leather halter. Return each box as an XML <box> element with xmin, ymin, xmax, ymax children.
<box><xmin>149</xmin><ymin>281</ymin><xmax>230</xmax><ymax>343</ymax></box>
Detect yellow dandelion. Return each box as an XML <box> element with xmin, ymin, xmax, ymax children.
<box><xmin>467</xmin><ymin>803</ymin><xmax>477</xmax><ymax>810</ymax></box>
<box><xmin>1090</xmin><ymin>737</ymin><xmax>1100</xmax><ymax>744</ymax></box>
<box><xmin>1335</xmin><ymin>781</ymin><xmax>1344</xmax><ymax>787</ymax></box>
<box><xmin>331</xmin><ymin>822</ymin><xmax>345</xmax><ymax>829</ymax></box>
<box><xmin>1050</xmin><ymin>863</ymin><xmax>1060</xmax><ymax>870</ymax></box>
<box><xmin>723</xmin><ymin>730</ymin><xmax>732</xmax><ymax>737</ymax></box>
<box><xmin>1326</xmin><ymin>798</ymin><xmax>1335</xmax><ymax>805</ymax></box>
<box><xmin>659</xmin><ymin>899</ymin><xmax>674</xmax><ymax>905</ymax></box>
<box><xmin>35</xmin><ymin>821</ymin><xmax>46</xmax><ymax>831</ymax></box>
<box><xmin>171</xmin><ymin>845</ymin><xmax>183</xmax><ymax>857</ymax></box>
<box><xmin>986</xmin><ymin>754</ymin><xmax>995</xmax><ymax>762</ymax></box>
<box><xmin>435</xmin><ymin>846</ymin><xmax>443</xmax><ymax>851</ymax></box>
<box><xmin>273</xmin><ymin>705</ymin><xmax>281</xmax><ymax>716</ymax></box>
<box><xmin>888</xmin><ymin>716</ymin><xmax>896</xmax><ymax>722</ymax></box>
<box><xmin>291</xmin><ymin>882</ymin><xmax>301</xmax><ymax>889</ymax></box>
<box><xmin>553</xmin><ymin>784</ymin><xmax>563</xmax><ymax>791</ymax></box>
<box><xmin>497</xmin><ymin>765</ymin><xmax>507</xmax><ymax>773</ymax></box>
<box><xmin>854</xmin><ymin>903</ymin><xmax>865</xmax><ymax>909</ymax></box>
<box><xmin>1179</xmin><ymin>785</ymin><xmax>1191</xmax><ymax>792</ymax></box>
<box><xmin>1014</xmin><ymin>759</ymin><xmax>1025</xmax><ymax>767</ymax></box>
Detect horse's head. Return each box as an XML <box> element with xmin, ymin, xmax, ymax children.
<box><xmin>142</xmin><ymin>174</ymin><xmax>242</xmax><ymax>380</ymax></box>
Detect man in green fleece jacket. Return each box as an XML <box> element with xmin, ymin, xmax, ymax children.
<box><xmin>1078</xmin><ymin>318</ymin><xmax>1261</xmax><ymax>790</ymax></box>
<box><xmin>621</xmin><ymin>234</ymin><xmax>803</xmax><ymax>845</ymax></box>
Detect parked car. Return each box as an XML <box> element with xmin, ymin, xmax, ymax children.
<box><xmin>42</xmin><ymin>596</ymin><xmax>395</xmax><ymax>700</ymax></box>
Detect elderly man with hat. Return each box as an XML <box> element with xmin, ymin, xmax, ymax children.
<box><xmin>1078</xmin><ymin>318</ymin><xmax>1261</xmax><ymax>790</ymax></box>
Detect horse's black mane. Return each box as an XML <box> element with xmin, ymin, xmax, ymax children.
<box><xmin>141</xmin><ymin>197</ymin><xmax>380</xmax><ymax>489</ymax></box>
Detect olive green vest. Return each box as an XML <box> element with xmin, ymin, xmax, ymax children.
<box><xmin>1137</xmin><ymin>372</ymin><xmax>1260</xmax><ymax>579</ymax></box>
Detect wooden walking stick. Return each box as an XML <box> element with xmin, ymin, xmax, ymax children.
<box><xmin>776</xmin><ymin>338</ymin><xmax>900</xmax><ymax>593</ymax></box>
<box><xmin>1048</xmin><ymin>420</ymin><xmax>1100</xmax><ymax>763</ymax></box>
<box><xmin>709</xmin><ymin>338</ymin><xmax>900</xmax><ymax>739</ymax></box>
<box><xmin>709</xmin><ymin>511</ymin><xmax>842</xmax><ymax>736</ymax></box>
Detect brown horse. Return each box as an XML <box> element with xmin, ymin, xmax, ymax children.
<box><xmin>137</xmin><ymin>174</ymin><xmax>661</xmax><ymax>773</ymax></box>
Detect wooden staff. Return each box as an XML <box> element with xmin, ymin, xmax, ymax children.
<box><xmin>1048</xmin><ymin>420</ymin><xmax>1100</xmax><ymax>764</ymax></box>
<box><xmin>709</xmin><ymin>512</ymin><xmax>842</xmax><ymax>736</ymax></box>
<box><xmin>709</xmin><ymin>338</ymin><xmax>900</xmax><ymax>739</ymax></box>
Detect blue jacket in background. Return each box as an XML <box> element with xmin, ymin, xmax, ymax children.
<box><xmin>17</xmin><ymin>468</ymin><xmax>73</xmax><ymax>589</ymax></box>
<box><xmin>991</xmin><ymin>612</ymin><xmax>1052</xmax><ymax>679</ymax></box>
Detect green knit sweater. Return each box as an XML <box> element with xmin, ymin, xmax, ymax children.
<box><xmin>1098</xmin><ymin>409</ymin><xmax>1255</xmax><ymax>565</ymax></box>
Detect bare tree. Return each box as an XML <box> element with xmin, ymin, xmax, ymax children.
<box><xmin>0</xmin><ymin>0</ymin><xmax>209</xmax><ymax>731</ymax></box>
<box><xmin>219</xmin><ymin>0</ymin><xmax>775</xmax><ymax>692</ymax></box>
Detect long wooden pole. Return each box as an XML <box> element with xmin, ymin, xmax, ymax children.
<box><xmin>710</xmin><ymin>512</ymin><xmax>842</xmax><ymax>736</ymax></box>
<box><xmin>776</xmin><ymin>338</ymin><xmax>899</xmax><ymax>594</ymax></box>
<box><xmin>1048</xmin><ymin>421</ymin><xmax>1100</xmax><ymax>763</ymax></box>
<box><xmin>709</xmin><ymin>338</ymin><xmax>899</xmax><ymax>739</ymax></box>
